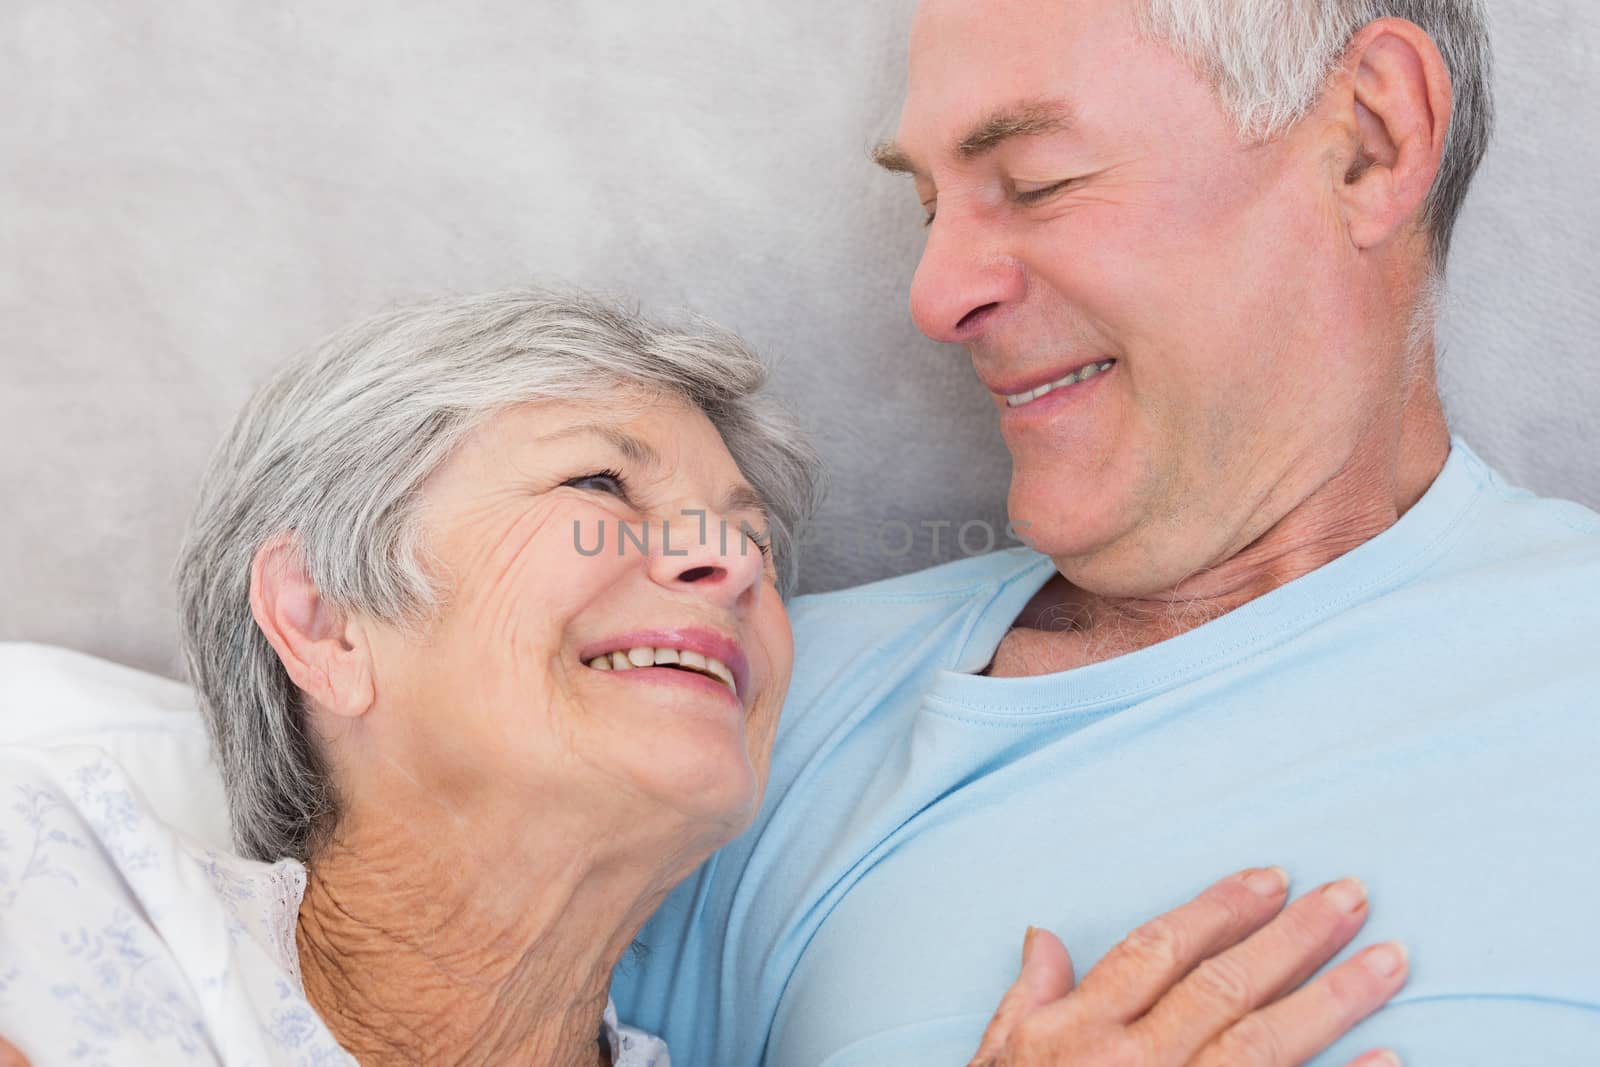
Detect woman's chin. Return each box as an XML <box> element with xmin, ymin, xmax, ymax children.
<box><xmin>627</xmin><ymin>743</ymin><xmax>762</xmax><ymax>828</ymax></box>
<box><xmin>590</xmin><ymin>686</ymin><xmax>768</xmax><ymax>818</ymax></box>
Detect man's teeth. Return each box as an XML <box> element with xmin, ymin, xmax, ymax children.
<box><xmin>1005</xmin><ymin>360</ymin><xmax>1115</xmax><ymax>408</ymax></box>
<box><xmin>585</xmin><ymin>646</ymin><xmax>738</xmax><ymax>696</ymax></box>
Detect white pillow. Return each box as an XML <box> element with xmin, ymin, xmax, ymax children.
<box><xmin>0</xmin><ymin>642</ymin><xmax>232</xmax><ymax>850</ymax></box>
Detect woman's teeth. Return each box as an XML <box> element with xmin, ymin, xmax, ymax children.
<box><xmin>1004</xmin><ymin>360</ymin><xmax>1115</xmax><ymax>408</ymax></box>
<box><xmin>586</xmin><ymin>646</ymin><xmax>738</xmax><ymax>696</ymax></box>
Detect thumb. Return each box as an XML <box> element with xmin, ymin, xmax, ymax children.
<box><xmin>1018</xmin><ymin>925</ymin><xmax>1075</xmax><ymax>1000</ymax></box>
<box><xmin>969</xmin><ymin>926</ymin><xmax>1077</xmax><ymax>1064</ymax></box>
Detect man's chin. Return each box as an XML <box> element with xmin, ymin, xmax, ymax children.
<box><xmin>1007</xmin><ymin>481</ymin><xmax>1125</xmax><ymax>558</ymax></box>
<box><xmin>1006</xmin><ymin>495</ymin><xmax>1185</xmax><ymax>597</ymax></box>
<box><xmin>1025</xmin><ymin>523</ymin><xmax>1237</xmax><ymax>602</ymax></box>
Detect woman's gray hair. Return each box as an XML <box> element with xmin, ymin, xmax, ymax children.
<box><xmin>1141</xmin><ymin>0</ymin><xmax>1493</xmax><ymax>273</ymax></box>
<box><xmin>175</xmin><ymin>289</ymin><xmax>824</xmax><ymax>863</ymax></box>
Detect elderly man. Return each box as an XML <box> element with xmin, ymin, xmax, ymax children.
<box><xmin>612</xmin><ymin>0</ymin><xmax>1600</xmax><ymax>1064</ymax></box>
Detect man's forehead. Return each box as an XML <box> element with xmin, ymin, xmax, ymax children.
<box><xmin>894</xmin><ymin>0</ymin><xmax>1137</xmax><ymax>160</ymax></box>
<box><xmin>910</xmin><ymin>0</ymin><xmax>1136</xmax><ymax>36</ymax></box>
<box><xmin>906</xmin><ymin>0</ymin><xmax>1127</xmax><ymax>68</ymax></box>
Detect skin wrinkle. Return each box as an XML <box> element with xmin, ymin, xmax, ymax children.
<box><xmin>445</xmin><ymin>485</ymin><xmax>599</xmax><ymax>770</ymax></box>
<box><xmin>298</xmin><ymin>711</ymin><xmax>667</xmax><ymax>1065</ymax></box>
<box><xmin>296</xmin><ymin>862</ymin><xmax>613</xmax><ymax>1065</ymax></box>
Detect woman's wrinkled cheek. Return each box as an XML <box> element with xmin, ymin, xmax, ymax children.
<box><xmin>439</xmin><ymin>501</ymin><xmax>619</xmax><ymax>761</ymax></box>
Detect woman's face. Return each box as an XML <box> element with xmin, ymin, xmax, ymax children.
<box><xmin>356</xmin><ymin>392</ymin><xmax>794</xmax><ymax>852</ymax></box>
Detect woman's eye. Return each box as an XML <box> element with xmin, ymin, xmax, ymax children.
<box><xmin>561</xmin><ymin>469</ymin><xmax>628</xmax><ymax>497</ymax></box>
<box><xmin>744</xmin><ymin>526</ymin><xmax>774</xmax><ymax>560</ymax></box>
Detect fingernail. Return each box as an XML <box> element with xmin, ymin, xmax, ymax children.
<box><xmin>1323</xmin><ymin>876</ymin><xmax>1368</xmax><ymax>914</ymax></box>
<box><xmin>1361</xmin><ymin>941</ymin><xmax>1408</xmax><ymax>979</ymax></box>
<box><xmin>1022</xmin><ymin>925</ymin><xmax>1038</xmax><ymax>962</ymax></box>
<box><xmin>1243</xmin><ymin>866</ymin><xmax>1289</xmax><ymax>896</ymax></box>
<box><xmin>1366</xmin><ymin>1051</ymin><xmax>1402</xmax><ymax>1067</ymax></box>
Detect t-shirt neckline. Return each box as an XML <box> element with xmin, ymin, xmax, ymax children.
<box><xmin>927</xmin><ymin>438</ymin><xmax>1489</xmax><ymax>718</ymax></box>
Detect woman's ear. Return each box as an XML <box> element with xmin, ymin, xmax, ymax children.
<box><xmin>249</xmin><ymin>534</ymin><xmax>375</xmax><ymax>721</ymax></box>
<box><xmin>1327</xmin><ymin>17</ymin><xmax>1454</xmax><ymax>253</ymax></box>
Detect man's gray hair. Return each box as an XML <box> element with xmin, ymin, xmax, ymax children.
<box><xmin>1142</xmin><ymin>0</ymin><xmax>1493</xmax><ymax>272</ymax></box>
<box><xmin>175</xmin><ymin>289</ymin><xmax>824</xmax><ymax>863</ymax></box>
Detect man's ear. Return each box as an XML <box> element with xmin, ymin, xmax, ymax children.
<box><xmin>249</xmin><ymin>534</ymin><xmax>375</xmax><ymax>721</ymax></box>
<box><xmin>1329</xmin><ymin>17</ymin><xmax>1454</xmax><ymax>252</ymax></box>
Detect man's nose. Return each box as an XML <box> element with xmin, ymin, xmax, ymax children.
<box><xmin>908</xmin><ymin>213</ymin><xmax>1025</xmax><ymax>344</ymax></box>
<box><xmin>645</xmin><ymin>511</ymin><xmax>766</xmax><ymax>609</ymax></box>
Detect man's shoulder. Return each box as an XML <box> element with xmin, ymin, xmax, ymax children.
<box><xmin>1436</xmin><ymin>441</ymin><xmax>1600</xmax><ymax>586</ymax></box>
<box><xmin>1454</xmin><ymin>440</ymin><xmax>1600</xmax><ymax>535</ymax></box>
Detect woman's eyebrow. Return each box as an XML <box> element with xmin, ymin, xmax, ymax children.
<box><xmin>533</xmin><ymin>423</ymin><xmax>661</xmax><ymax>468</ymax></box>
<box><xmin>720</xmin><ymin>484</ymin><xmax>769</xmax><ymax>521</ymax></box>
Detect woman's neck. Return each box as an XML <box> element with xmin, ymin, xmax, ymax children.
<box><xmin>295</xmin><ymin>813</ymin><xmax>669</xmax><ymax>1066</ymax></box>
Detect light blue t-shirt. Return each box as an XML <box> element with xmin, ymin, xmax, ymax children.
<box><xmin>612</xmin><ymin>440</ymin><xmax>1600</xmax><ymax>1065</ymax></box>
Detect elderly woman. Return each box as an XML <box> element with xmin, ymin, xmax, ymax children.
<box><xmin>181</xmin><ymin>289</ymin><xmax>814</xmax><ymax>1063</ymax></box>
<box><xmin>0</xmin><ymin>290</ymin><xmax>1399</xmax><ymax>1066</ymax></box>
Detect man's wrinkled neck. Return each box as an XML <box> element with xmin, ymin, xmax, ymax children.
<box><xmin>1165</xmin><ymin>380</ymin><xmax>1448</xmax><ymax>609</ymax></box>
<box><xmin>294</xmin><ymin>807</ymin><xmax>660</xmax><ymax>1067</ymax></box>
<box><xmin>998</xmin><ymin>372</ymin><xmax>1450</xmax><ymax>676</ymax></box>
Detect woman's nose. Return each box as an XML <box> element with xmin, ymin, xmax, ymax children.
<box><xmin>645</xmin><ymin>511</ymin><xmax>766</xmax><ymax>608</ymax></box>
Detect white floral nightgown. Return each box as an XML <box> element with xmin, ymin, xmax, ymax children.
<box><xmin>0</xmin><ymin>744</ymin><xmax>669</xmax><ymax>1065</ymax></box>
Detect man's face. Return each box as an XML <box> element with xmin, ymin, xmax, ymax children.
<box><xmin>891</xmin><ymin>0</ymin><xmax>1387</xmax><ymax>595</ymax></box>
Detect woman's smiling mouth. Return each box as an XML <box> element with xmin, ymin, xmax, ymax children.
<box><xmin>579</xmin><ymin>626</ymin><xmax>750</xmax><ymax>702</ymax></box>
<box><xmin>586</xmin><ymin>644</ymin><xmax>739</xmax><ymax>698</ymax></box>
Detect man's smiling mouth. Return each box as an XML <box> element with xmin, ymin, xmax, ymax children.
<box><xmin>1003</xmin><ymin>359</ymin><xmax>1116</xmax><ymax>408</ymax></box>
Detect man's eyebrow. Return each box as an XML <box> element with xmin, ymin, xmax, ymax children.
<box><xmin>957</xmin><ymin>98</ymin><xmax>1075</xmax><ymax>159</ymax></box>
<box><xmin>871</xmin><ymin>141</ymin><xmax>920</xmax><ymax>175</ymax></box>
<box><xmin>871</xmin><ymin>98</ymin><xmax>1077</xmax><ymax>176</ymax></box>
